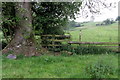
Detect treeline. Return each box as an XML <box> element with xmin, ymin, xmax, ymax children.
<box><xmin>67</xmin><ymin>20</ymin><xmax>84</xmax><ymax>28</ymax></box>
<box><xmin>96</xmin><ymin>16</ymin><xmax>119</xmax><ymax>26</ymax></box>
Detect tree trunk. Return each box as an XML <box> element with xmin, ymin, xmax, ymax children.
<box><xmin>2</xmin><ymin>2</ymin><xmax>40</xmax><ymax>56</ymax></box>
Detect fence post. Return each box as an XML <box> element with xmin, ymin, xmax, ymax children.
<box><xmin>79</xmin><ymin>30</ymin><xmax>82</xmax><ymax>42</ymax></box>
<box><xmin>118</xmin><ymin>43</ymin><xmax>120</xmax><ymax>52</ymax></box>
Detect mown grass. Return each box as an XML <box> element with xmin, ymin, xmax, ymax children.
<box><xmin>2</xmin><ymin>53</ymin><xmax>118</xmax><ymax>78</ymax></box>
<box><xmin>69</xmin><ymin>22</ymin><xmax>118</xmax><ymax>42</ymax></box>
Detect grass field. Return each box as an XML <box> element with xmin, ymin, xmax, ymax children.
<box><xmin>2</xmin><ymin>54</ymin><xmax>118</xmax><ymax>78</ymax></box>
<box><xmin>69</xmin><ymin>22</ymin><xmax>118</xmax><ymax>42</ymax></box>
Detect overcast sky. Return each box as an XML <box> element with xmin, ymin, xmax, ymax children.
<box><xmin>75</xmin><ymin>0</ymin><xmax>120</xmax><ymax>22</ymax></box>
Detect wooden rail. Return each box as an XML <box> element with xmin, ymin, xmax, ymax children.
<box><xmin>41</xmin><ymin>35</ymin><xmax>71</xmax><ymax>49</ymax></box>
<box><xmin>68</xmin><ymin>41</ymin><xmax>119</xmax><ymax>45</ymax></box>
<box><xmin>41</xmin><ymin>35</ymin><xmax>70</xmax><ymax>38</ymax></box>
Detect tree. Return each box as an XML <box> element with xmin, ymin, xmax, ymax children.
<box><xmin>2</xmin><ymin>2</ymin><xmax>38</xmax><ymax>56</ymax></box>
<box><xmin>67</xmin><ymin>20</ymin><xmax>83</xmax><ymax>28</ymax></box>
<box><xmin>68</xmin><ymin>20</ymin><xmax>76</xmax><ymax>27</ymax></box>
<box><xmin>33</xmin><ymin>2</ymin><xmax>82</xmax><ymax>35</ymax></box>
<box><xmin>103</xmin><ymin>18</ymin><xmax>115</xmax><ymax>25</ymax></box>
<box><xmin>115</xmin><ymin>16</ymin><xmax>120</xmax><ymax>21</ymax></box>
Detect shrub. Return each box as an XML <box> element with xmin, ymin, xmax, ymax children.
<box><xmin>61</xmin><ymin>44</ymin><xmax>76</xmax><ymax>53</ymax></box>
<box><xmin>85</xmin><ymin>59</ymin><xmax>117</xmax><ymax>78</ymax></box>
<box><xmin>74</xmin><ymin>45</ymin><xmax>112</xmax><ymax>55</ymax></box>
<box><xmin>47</xmin><ymin>46</ymin><xmax>62</xmax><ymax>52</ymax></box>
<box><xmin>61</xmin><ymin>51</ymin><xmax>73</xmax><ymax>56</ymax></box>
<box><xmin>49</xmin><ymin>44</ymin><xmax>113</xmax><ymax>55</ymax></box>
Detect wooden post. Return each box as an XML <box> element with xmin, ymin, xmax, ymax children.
<box><xmin>52</xmin><ymin>35</ymin><xmax>55</xmax><ymax>50</ymax></box>
<box><xmin>78</xmin><ymin>30</ymin><xmax>82</xmax><ymax>46</ymax></box>
<box><xmin>79</xmin><ymin>30</ymin><xmax>82</xmax><ymax>42</ymax></box>
<box><xmin>118</xmin><ymin>43</ymin><xmax>120</xmax><ymax>52</ymax></box>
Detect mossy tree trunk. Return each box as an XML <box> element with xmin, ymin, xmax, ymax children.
<box><xmin>2</xmin><ymin>2</ymin><xmax>39</xmax><ymax>56</ymax></box>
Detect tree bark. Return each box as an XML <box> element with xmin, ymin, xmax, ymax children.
<box><xmin>2</xmin><ymin>2</ymin><xmax>40</xmax><ymax>56</ymax></box>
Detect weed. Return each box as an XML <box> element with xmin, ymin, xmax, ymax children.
<box><xmin>85</xmin><ymin>57</ymin><xmax>117</xmax><ymax>78</ymax></box>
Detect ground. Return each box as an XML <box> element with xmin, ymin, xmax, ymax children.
<box><xmin>2</xmin><ymin>54</ymin><xmax>118</xmax><ymax>78</ymax></box>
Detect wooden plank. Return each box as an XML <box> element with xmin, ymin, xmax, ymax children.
<box><xmin>41</xmin><ymin>35</ymin><xmax>71</xmax><ymax>49</ymax></box>
<box><xmin>68</xmin><ymin>41</ymin><xmax>120</xmax><ymax>45</ymax></box>
<box><xmin>92</xmin><ymin>46</ymin><xmax>119</xmax><ymax>47</ymax></box>
<box><xmin>74</xmin><ymin>45</ymin><xmax>119</xmax><ymax>48</ymax></box>
<box><xmin>42</xmin><ymin>39</ymin><xmax>69</xmax><ymax>42</ymax></box>
<box><xmin>42</xmin><ymin>45</ymin><xmax>62</xmax><ymax>47</ymax></box>
<box><xmin>41</xmin><ymin>35</ymin><xmax>70</xmax><ymax>38</ymax></box>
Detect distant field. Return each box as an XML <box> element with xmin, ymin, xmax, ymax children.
<box><xmin>68</xmin><ymin>22</ymin><xmax>118</xmax><ymax>42</ymax></box>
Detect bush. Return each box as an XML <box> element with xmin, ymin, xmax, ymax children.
<box><xmin>61</xmin><ymin>51</ymin><xmax>73</xmax><ymax>56</ymax></box>
<box><xmin>61</xmin><ymin>44</ymin><xmax>76</xmax><ymax>53</ymax></box>
<box><xmin>74</xmin><ymin>46</ymin><xmax>112</xmax><ymax>55</ymax></box>
<box><xmin>85</xmin><ymin>59</ymin><xmax>117</xmax><ymax>78</ymax></box>
<box><xmin>49</xmin><ymin>44</ymin><xmax>113</xmax><ymax>55</ymax></box>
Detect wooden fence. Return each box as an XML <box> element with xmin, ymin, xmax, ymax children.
<box><xmin>40</xmin><ymin>34</ymin><xmax>120</xmax><ymax>52</ymax></box>
<box><xmin>41</xmin><ymin>35</ymin><xmax>71</xmax><ymax>48</ymax></box>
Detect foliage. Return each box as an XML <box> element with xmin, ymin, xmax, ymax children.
<box><xmin>2</xmin><ymin>2</ymin><xmax>21</xmax><ymax>43</ymax></box>
<box><xmin>47</xmin><ymin>46</ymin><xmax>62</xmax><ymax>52</ymax></box>
<box><xmin>61</xmin><ymin>45</ymin><xmax>112</xmax><ymax>55</ymax></box>
<box><xmin>2</xmin><ymin>3</ymin><xmax>17</xmax><ymax>35</ymax></box>
<box><xmin>61</xmin><ymin>44</ymin><xmax>76</xmax><ymax>53</ymax></box>
<box><xmin>96</xmin><ymin>19</ymin><xmax>115</xmax><ymax>26</ymax></box>
<box><xmin>75</xmin><ymin>45</ymin><xmax>112</xmax><ymax>55</ymax></box>
<box><xmin>85</xmin><ymin>57</ymin><xmax>117</xmax><ymax>78</ymax></box>
<box><xmin>102</xmin><ymin>18</ymin><xmax>115</xmax><ymax>25</ymax></box>
<box><xmin>1</xmin><ymin>2</ymin><xmax>82</xmax><ymax>35</ymax></box>
<box><xmin>32</xmin><ymin>2</ymin><xmax>82</xmax><ymax>35</ymax></box>
<box><xmin>115</xmin><ymin>16</ymin><xmax>120</xmax><ymax>21</ymax></box>
<box><xmin>44</xmin><ymin>43</ymin><xmax>112</xmax><ymax>55</ymax></box>
<box><xmin>61</xmin><ymin>51</ymin><xmax>73</xmax><ymax>56</ymax></box>
<box><xmin>67</xmin><ymin>20</ymin><xmax>84</xmax><ymax>29</ymax></box>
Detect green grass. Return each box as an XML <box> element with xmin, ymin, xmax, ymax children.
<box><xmin>69</xmin><ymin>22</ymin><xmax>118</xmax><ymax>42</ymax></box>
<box><xmin>2</xmin><ymin>54</ymin><xmax>118</xmax><ymax>78</ymax></box>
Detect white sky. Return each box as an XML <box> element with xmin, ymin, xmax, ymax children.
<box><xmin>75</xmin><ymin>0</ymin><xmax>120</xmax><ymax>22</ymax></box>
